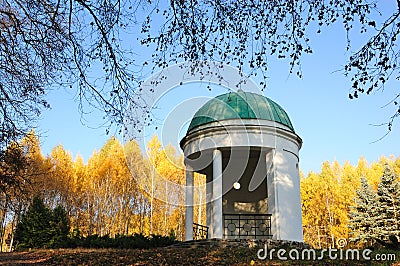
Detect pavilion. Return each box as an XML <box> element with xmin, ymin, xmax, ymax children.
<box><xmin>180</xmin><ymin>90</ymin><xmax>303</xmax><ymax>242</ymax></box>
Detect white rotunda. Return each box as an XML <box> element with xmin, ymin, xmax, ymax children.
<box><xmin>180</xmin><ymin>90</ymin><xmax>303</xmax><ymax>242</ymax></box>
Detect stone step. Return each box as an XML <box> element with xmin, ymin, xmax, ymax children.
<box><xmin>166</xmin><ymin>239</ymin><xmax>225</xmax><ymax>249</ymax></box>
<box><xmin>166</xmin><ymin>239</ymin><xmax>310</xmax><ymax>250</ymax></box>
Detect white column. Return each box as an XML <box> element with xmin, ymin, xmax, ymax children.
<box><xmin>266</xmin><ymin>148</ymin><xmax>303</xmax><ymax>242</ymax></box>
<box><xmin>274</xmin><ymin>149</ymin><xmax>303</xmax><ymax>242</ymax></box>
<box><xmin>185</xmin><ymin>165</ymin><xmax>194</xmax><ymax>241</ymax></box>
<box><xmin>212</xmin><ymin>149</ymin><xmax>223</xmax><ymax>239</ymax></box>
<box><xmin>206</xmin><ymin>176</ymin><xmax>213</xmax><ymax>238</ymax></box>
<box><xmin>266</xmin><ymin>149</ymin><xmax>278</xmax><ymax>239</ymax></box>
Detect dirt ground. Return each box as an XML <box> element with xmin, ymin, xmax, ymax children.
<box><xmin>0</xmin><ymin>246</ymin><xmax>399</xmax><ymax>265</ymax></box>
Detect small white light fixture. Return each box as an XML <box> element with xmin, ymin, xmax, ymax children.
<box><xmin>233</xmin><ymin>182</ymin><xmax>241</xmax><ymax>190</ymax></box>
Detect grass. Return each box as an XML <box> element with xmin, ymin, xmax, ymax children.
<box><xmin>0</xmin><ymin>246</ymin><xmax>399</xmax><ymax>265</ymax></box>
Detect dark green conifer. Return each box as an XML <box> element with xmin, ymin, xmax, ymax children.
<box><xmin>14</xmin><ymin>197</ymin><xmax>70</xmax><ymax>249</ymax></box>
<box><xmin>14</xmin><ymin>197</ymin><xmax>52</xmax><ymax>248</ymax></box>
<box><xmin>349</xmin><ymin>176</ymin><xmax>378</xmax><ymax>244</ymax></box>
<box><xmin>375</xmin><ymin>165</ymin><xmax>400</xmax><ymax>245</ymax></box>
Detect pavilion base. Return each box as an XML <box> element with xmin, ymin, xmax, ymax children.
<box><xmin>169</xmin><ymin>238</ymin><xmax>309</xmax><ymax>249</ymax></box>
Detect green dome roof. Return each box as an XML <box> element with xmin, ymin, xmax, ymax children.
<box><xmin>187</xmin><ymin>90</ymin><xmax>294</xmax><ymax>132</ymax></box>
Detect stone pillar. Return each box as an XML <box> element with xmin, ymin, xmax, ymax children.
<box><xmin>206</xmin><ymin>176</ymin><xmax>213</xmax><ymax>238</ymax></box>
<box><xmin>212</xmin><ymin>149</ymin><xmax>223</xmax><ymax>239</ymax></box>
<box><xmin>266</xmin><ymin>149</ymin><xmax>278</xmax><ymax>239</ymax></box>
<box><xmin>266</xmin><ymin>148</ymin><xmax>303</xmax><ymax>242</ymax></box>
<box><xmin>185</xmin><ymin>165</ymin><xmax>194</xmax><ymax>241</ymax></box>
<box><xmin>273</xmin><ymin>148</ymin><xmax>303</xmax><ymax>242</ymax></box>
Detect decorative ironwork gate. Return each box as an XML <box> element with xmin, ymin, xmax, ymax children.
<box><xmin>193</xmin><ymin>223</ymin><xmax>209</xmax><ymax>240</ymax></box>
<box><xmin>224</xmin><ymin>213</ymin><xmax>272</xmax><ymax>239</ymax></box>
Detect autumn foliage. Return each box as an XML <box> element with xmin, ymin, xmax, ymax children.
<box><xmin>0</xmin><ymin>130</ymin><xmax>398</xmax><ymax>251</ymax></box>
<box><xmin>301</xmin><ymin>157</ymin><xmax>400</xmax><ymax>249</ymax></box>
<box><xmin>0</xmin><ymin>132</ymin><xmax>202</xmax><ymax>251</ymax></box>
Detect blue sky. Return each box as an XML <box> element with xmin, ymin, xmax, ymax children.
<box><xmin>38</xmin><ymin>3</ymin><xmax>400</xmax><ymax>174</ymax></box>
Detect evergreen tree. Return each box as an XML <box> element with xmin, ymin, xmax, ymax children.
<box><xmin>49</xmin><ymin>205</ymin><xmax>71</xmax><ymax>247</ymax></box>
<box><xmin>375</xmin><ymin>165</ymin><xmax>400</xmax><ymax>245</ymax></box>
<box><xmin>14</xmin><ymin>197</ymin><xmax>71</xmax><ymax>249</ymax></box>
<box><xmin>348</xmin><ymin>176</ymin><xmax>378</xmax><ymax>245</ymax></box>
<box><xmin>14</xmin><ymin>197</ymin><xmax>52</xmax><ymax>248</ymax></box>
<box><xmin>349</xmin><ymin>166</ymin><xmax>400</xmax><ymax>247</ymax></box>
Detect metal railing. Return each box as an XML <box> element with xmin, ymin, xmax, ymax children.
<box><xmin>223</xmin><ymin>213</ymin><xmax>272</xmax><ymax>239</ymax></box>
<box><xmin>193</xmin><ymin>222</ymin><xmax>209</xmax><ymax>240</ymax></box>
